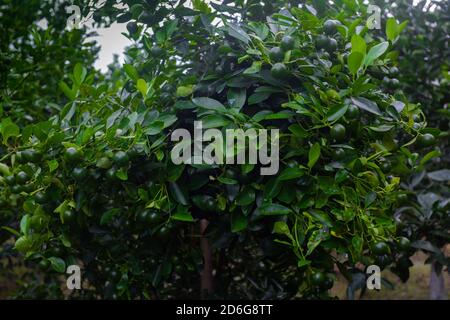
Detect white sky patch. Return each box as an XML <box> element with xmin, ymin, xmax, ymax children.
<box><xmin>90</xmin><ymin>22</ymin><xmax>130</xmax><ymax>72</ymax></box>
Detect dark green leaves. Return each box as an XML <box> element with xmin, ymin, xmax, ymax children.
<box><xmin>192</xmin><ymin>97</ymin><xmax>227</xmax><ymax>112</ymax></box>
<box><xmin>225</xmin><ymin>22</ymin><xmax>251</xmax><ymax>44</ymax></box>
<box><xmin>364</xmin><ymin>42</ymin><xmax>389</xmax><ymax>66</ymax></box>
<box><xmin>48</xmin><ymin>257</ymin><xmax>66</xmax><ymax>273</ymax></box>
<box><xmin>351</xmin><ymin>97</ymin><xmax>381</xmax><ymax>115</ymax></box>
<box><xmin>308</xmin><ymin>143</ymin><xmax>321</xmax><ymax>168</ymax></box>
<box><xmin>259</xmin><ymin>203</ymin><xmax>291</xmax><ymax>215</ymax></box>
<box><xmin>0</xmin><ymin>118</ymin><xmax>20</xmax><ymax>145</ymax></box>
<box><xmin>327</xmin><ymin>104</ymin><xmax>348</xmax><ymax>122</ymax></box>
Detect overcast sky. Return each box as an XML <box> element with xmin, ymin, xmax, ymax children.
<box><xmin>91</xmin><ymin>22</ymin><xmax>130</xmax><ymax>72</ymax></box>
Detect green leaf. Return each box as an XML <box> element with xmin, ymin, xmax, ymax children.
<box><xmin>288</xmin><ymin>124</ymin><xmax>309</xmax><ymax>138</ymax></box>
<box><xmin>192</xmin><ymin>97</ymin><xmax>227</xmax><ymax>112</ymax></box>
<box><xmin>0</xmin><ymin>118</ymin><xmax>20</xmax><ymax>145</ymax></box>
<box><xmin>327</xmin><ymin>104</ymin><xmax>348</xmax><ymax>122</ymax></box>
<box><xmin>236</xmin><ymin>186</ymin><xmax>256</xmax><ymax>206</ymax></box>
<box><xmin>243</xmin><ymin>61</ymin><xmax>262</xmax><ymax>74</ymax></box>
<box><xmin>278</xmin><ymin>167</ymin><xmax>304</xmax><ymax>181</ymax></box>
<box><xmin>227</xmin><ymin>88</ymin><xmax>246</xmax><ymax>110</ymax></box>
<box><xmin>176</xmin><ymin>85</ymin><xmax>194</xmax><ymax>97</ymax></box>
<box><xmin>308</xmin><ymin>143</ymin><xmax>321</xmax><ymax>168</ymax></box>
<box><xmin>386</xmin><ymin>18</ymin><xmax>398</xmax><ymax>42</ymax></box>
<box><xmin>347</xmin><ymin>52</ymin><xmax>364</xmax><ymax>75</ymax></box>
<box><xmin>217</xmin><ymin>176</ymin><xmax>238</xmax><ymax>185</ymax></box>
<box><xmin>48</xmin><ymin>257</ymin><xmax>66</xmax><ymax>273</ymax></box>
<box><xmin>225</xmin><ymin>22</ymin><xmax>251</xmax><ymax>44</ymax></box>
<box><xmin>201</xmin><ymin>114</ymin><xmax>230</xmax><ymax>129</ymax></box>
<box><xmin>124</xmin><ymin>64</ymin><xmax>139</xmax><ymax>81</ymax></box>
<box><xmin>306</xmin><ymin>209</ymin><xmax>333</xmax><ymax>227</ymax></box>
<box><xmin>172</xmin><ymin>206</ymin><xmax>194</xmax><ymax>222</ymax></box>
<box><xmin>364</xmin><ymin>41</ymin><xmax>389</xmax><ymax>66</ymax></box>
<box><xmin>351</xmin><ymin>97</ymin><xmax>381</xmax><ymax>115</ymax></box>
<box><xmin>136</xmin><ymin>78</ymin><xmax>148</xmax><ymax>97</ymax></box>
<box><xmin>116</xmin><ymin>168</ymin><xmax>128</xmax><ymax>181</ymax></box>
<box><xmin>231</xmin><ymin>212</ymin><xmax>247</xmax><ymax>232</ymax></box>
<box><xmin>100</xmin><ymin>208</ymin><xmax>120</xmax><ymax>225</ymax></box>
<box><xmin>169</xmin><ymin>182</ymin><xmax>189</xmax><ymax>205</ymax></box>
<box><xmin>273</xmin><ymin>221</ymin><xmax>292</xmax><ymax>239</ymax></box>
<box><xmin>47</xmin><ymin>159</ymin><xmax>59</xmax><ymax>173</ymax></box>
<box><xmin>59</xmin><ymin>81</ymin><xmax>76</xmax><ymax>100</ymax></box>
<box><xmin>0</xmin><ymin>162</ymin><xmax>10</xmax><ymax>176</ymax></box>
<box><xmin>306</xmin><ymin>229</ymin><xmax>328</xmax><ymax>255</ymax></box>
<box><xmin>259</xmin><ymin>203</ymin><xmax>291</xmax><ymax>215</ymax></box>
<box><xmin>248</xmin><ymin>92</ymin><xmax>270</xmax><ymax>105</ymax></box>
<box><xmin>420</xmin><ymin>150</ymin><xmax>441</xmax><ymax>166</ymax></box>
<box><xmin>73</xmin><ymin>63</ymin><xmax>87</xmax><ymax>85</ymax></box>
<box><xmin>351</xmin><ymin>34</ymin><xmax>366</xmax><ymax>54</ymax></box>
<box><xmin>1</xmin><ymin>226</ymin><xmax>20</xmax><ymax>237</ymax></box>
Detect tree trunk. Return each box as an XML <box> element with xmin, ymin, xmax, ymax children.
<box><xmin>429</xmin><ymin>261</ymin><xmax>447</xmax><ymax>300</ymax></box>
<box><xmin>200</xmin><ymin>219</ymin><xmax>213</xmax><ymax>298</ymax></box>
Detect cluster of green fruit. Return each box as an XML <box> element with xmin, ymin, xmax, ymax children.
<box><xmin>269</xmin><ymin>19</ymin><xmax>340</xmax><ymax>80</ymax></box>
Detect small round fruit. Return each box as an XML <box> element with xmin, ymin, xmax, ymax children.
<box><xmin>113</xmin><ymin>151</ymin><xmax>129</xmax><ymax>167</ymax></box>
<box><xmin>397</xmin><ymin>237</ymin><xmax>411</xmax><ymax>251</ymax></box>
<box><xmin>161</xmin><ymin>83</ymin><xmax>174</xmax><ymax>93</ymax></box>
<box><xmin>11</xmin><ymin>185</ymin><xmax>23</xmax><ymax>194</ymax></box>
<box><xmin>280</xmin><ymin>35</ymin><xmax>295</xmax><ymax>51</ymax></box>
<box><xmin>316</xmin><ymin>35</ymin><xmax>329</xmax><ymax>50</ymax></box>
<box><xmin>270</xmin><ymin>63</ymin><xmax>288</xmax><ymax>79</ymax></box>
<box><xmin>326</xmin><ymin>38</ymin><xmax>338</xmax><ymax>52</ymax></box>
<box><xmin>322</xmin><ymin>277</ymin><xmax>334</xmax><ymax>290</ymax></box>
<box><xmin>380</xmin><ymin>161</ymin><xmax>392</xmax><ymax>173</ymax></box>
<box><xmin>158</xmin><ymin>225</ymin><xmax>171</xmax><ymax>239</ymax></box>
<box><xmin>375</xmin><ymin>254</ymin><xmax>392</xmax><ymax>268</ymax></box>
<box><xmin>311</xmin><ymin>271</ymin><xmax>326</xmax><ymax>286</ymax></box>
<box><xmin>372</xmin><ymin>241</ymin><xmax>390</xmax><ymax>255</ymax></box>
<box><xmin>22</xmin><ymin>149</ymin><xmax>40</xmax><ymax>163</ymax></box>
<box><xmin>286</xmin><ymin>159</ymin><xmax>299</xmax><ymax>168</ymax></box>
<box><xmin>38</xmin><ymin>259</ymin><xmax>50</xmax><ymax>271</ymax></box>
<box><xmin>324</xmin><ymin>19</ymin><xmax>340</xmax><ymax>35</ymax></box>
<box><xmin>330</xmin><ymin>124</ymin><xmax>346</xmax><ymax>141</ymax></box>
<box><xmin>72</xmin><ymin>167</ymin><xmax>87</xmax><ymax>180</ymax></box>
<box><xmin>15</xmin><ymin>171</ymin><xmax>29</xmax><ymax>184</ymax></box>
<box><xmin>332</xmin><ymin>148</ymin><xmax>346</xmax><ymax>160</ymax></box>
<box><xmin>389</xmin><ymin>67</ymin><xmax>399</xmax><ymax>76</ymax></box>
<box><xmin>137</xmin><ymin>210</ymin><xmax>150</xmax><ymax>223</ymax></box>
<box><xmin>15</xmin><ymin>151</ymin><xmax>26</xmax><ymax>164</ymax></box>
<box><xmin>34</xmin><ymin>191</ymin><xmax>48</xmax><ymax>204</ymax></box>
<box><xmin>269</xmin><ymin>47</ymin><xmax>284</xmax><ymax>62</ymax></box>
<box><xmin>105</xmin><ymin>167</ymin><xmax>118</xmax><ymax>182</ymax></box>
<box><xmin>150</xmin><ymin>45</ymin><xmax>163</xmax><ymax>57</ymax></box>
<box><xmin>62</xmin><ymin>210</ymin><xmax>76</xmax><ymax>224</ymax></box>
<box><xmin>390</xmin><ymin>78</ymin><xmax>400</xmax><ymax>88</ymax></box>
<box><xmin>126</xmin><ymin>21</ymin><xmax>138</xmax><ymax>34</ymax></box>
<box><xmin>417</xmin><ymin>133</ymin><xmax>436</xmax><ymax>147</ymax></box>
<box><xmin>346</xmin><ymin>105</ymin><xmax>360</xmax><ymax>119</ymax></box>
<box><xmin>5</xmin><ymin>175</ymin><xmax>16</xmax><ymax>186</ymax></box>
<box><xmin>64</xmin><ymin>147</ymin><xmax>83</xmax><ymax>163</ymax></box>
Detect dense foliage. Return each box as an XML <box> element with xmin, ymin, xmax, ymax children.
<box><xmin>0</xmin><ymin>0</ymin><xmax>448</xmax><ymax>299</ymax></box>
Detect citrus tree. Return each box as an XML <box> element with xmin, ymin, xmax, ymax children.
<box><xmin>0</xmin><ymin>0</ymin><xmax>436</xmax><ymax>299</ymax></box>
<box><xmin>376</xmin><ymin>0</ymin><xmax>449</xmax><ymax>298</ymax></box>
